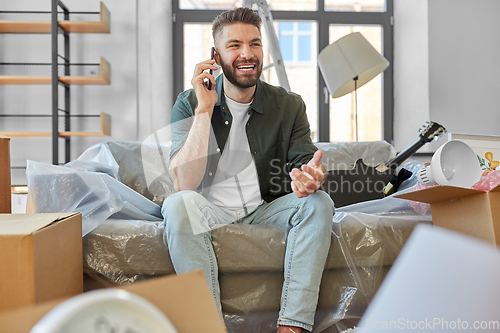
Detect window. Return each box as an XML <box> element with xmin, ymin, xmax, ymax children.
<box><xmin>172</xmin><ymin>0</ymin><xmax>393</xmax><ymax>143</ymax></box>
<box><xmin>325</xmin><ymin>0</ymin><xmax>386</xmax><ymax>12</ymax></box>
<box><xmin>279</xmin><ymin>22</ymin><xmax>314</xmax><ymax>65</ymax></box>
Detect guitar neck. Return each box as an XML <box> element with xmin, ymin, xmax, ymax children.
<box><xmin>386</xmin><ymin>138</ymin><xmax>428</xmax><ymax>169</ymax></box>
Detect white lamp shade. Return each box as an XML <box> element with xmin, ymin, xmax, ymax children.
<box><xmin>417</xmin><ymin>140</ymin><xmax>482</xmax><ymax>188</ymax></box>
<box><xmin>318</xmin><ymin>32</ymin><xmax>390</xmax><ymax>98</ymax></box>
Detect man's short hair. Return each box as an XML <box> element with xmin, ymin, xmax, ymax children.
<box><xmin>212</xmin><ymin>7</ymin><xmax>262</xmax><ymax>45</ymax></box>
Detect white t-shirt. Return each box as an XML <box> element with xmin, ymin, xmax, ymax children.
<box><xmin>207</xmin><ymin>95</ymin><xmax>264</xmax><ymax>213</ymax></box>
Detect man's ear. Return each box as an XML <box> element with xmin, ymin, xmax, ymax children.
<box><xmin>214</xmin><ymin>48</ymin><xmax>220</xmax><ymax>66</ymax></box>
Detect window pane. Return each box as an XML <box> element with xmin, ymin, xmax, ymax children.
<box><xmin>325</xmin><ymin>0</ymin><xmax>385</xmax><ymax>12</ymax></box>
<box><xmin>279</xmin><ymin>22</ymin><xmax>294</xmax><ymax>32</ymax></box>
<box><xmin>252</xmin><ymin>0</ymin><xmax>316</xmax><ymax>11</ymax></box>
<box><xmin>183</xmin><ymin>24</ymin><xmax>214</xmax><ymax>91</ymax></box>
<box><xmin>328</xmin><ymin>25</ymin><xmax>383</xmax><ymax>142</ymax></box>
<box><xmin>279</xmin><ymin>36</ymin><xmax>294</xmax><ymax>62</ymax></box>
<box><xmin>179</xmin><ymin>0</ymin><xmax>233</xmax><ymax>10</ymax></box>
<box><xmin>297</xmin><ymin>22</ymin><xmax>312</xmax><ymax>32</ymax></box>
<box><xmin>297</xmin><ymin>36</ymin><xmax>311</xmax><ymax>61</ymax></box>
<box><xmin>180</xmin><ymin>0</ymin><xmax>316</xmax><ymax>11</ymax></box>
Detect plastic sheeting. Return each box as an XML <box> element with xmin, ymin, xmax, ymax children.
<box><xmin>27</xmin><ymin>140</ymin><xmax>432</xmax><ymax>332</ymax></box>
<box><xmin>26</xmin><ymin>141</ymin><xmax>173</xmax><ymax>236</ymax></box>
<box><xmin>82</xmin><ymin>194</ymin><xmax>431</xmax><ymax>332</ymax></box>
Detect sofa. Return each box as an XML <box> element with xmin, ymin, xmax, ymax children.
<box><xmin>26</xmin><ymin>140</ymin><xmax>431</xmax><ymax>333</ymax></box>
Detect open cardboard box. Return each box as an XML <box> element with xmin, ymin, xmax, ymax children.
<box><xmin>0</xmin><ymin>213</ymin><xmax>83</xmax><ymax>312</ymax></box>
<box><xmin>0</xmin><ymin>271</ymin><xmax>227</xmax><ymax>333</ymax></box>
<box><xmin>396</xmin><ymin>185</ymin><xmax>500</xmax><ymax>245</ymax></box>
<box><xmin>0</xmin><ymin>135</ymin><xmax>11</xmax><ymax>213</ymax></box>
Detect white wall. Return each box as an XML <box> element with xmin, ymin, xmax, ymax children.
<box><xmin>394</xmin><ymin>0</ymin><xmax>500</xmax><ymax>153</ymax></box>
<box><xmin>137</xmin><ymin>0</ymin><xmax>173</xmax><ymax>140</ymax></box>
<box><xmin>393</xmin><ymin>0</ymin><xmax>432</xmax><ymax>152</ymax></box>
<box><xmin>0</xmin><ymin>0</ymin><xmax>173</xmax><ymax>185</ymax></box>
<box><xmin>428</xmin><ymin>0</ymin><xmax>500</xmax><ymax>137</ymax></box>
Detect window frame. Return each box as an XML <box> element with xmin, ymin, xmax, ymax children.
<box><xmin>171</xmin><ymin>0</ymin><xmax>394</xmax><ymax>143</ymax></box>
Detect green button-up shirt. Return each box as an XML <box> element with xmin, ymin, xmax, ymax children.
<box><xmin>170</xmin><ymin>75</ymin><xmax>317</xmax><ymax>203</ymax></box>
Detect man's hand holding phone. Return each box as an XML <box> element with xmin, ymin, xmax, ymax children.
<box><xmin>205</xmin><ymin>47</ymin><xmax>215</xmax><ymax>90</ymax></box>
<box><xmin>191</xmin><ymin>47</ymin><xmax>218</xmax><ymax>116</ymax></box>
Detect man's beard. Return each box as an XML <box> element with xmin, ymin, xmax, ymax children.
<box><xmin>219</xmin><ymin>57</ymin><xmax>262</xmax><ymax>89</ymax></box>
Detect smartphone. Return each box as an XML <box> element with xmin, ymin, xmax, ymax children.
<box><xmin>205</xmin><ymin>47</ymin><xmax>215</xmax><ymax>90</ymax></box>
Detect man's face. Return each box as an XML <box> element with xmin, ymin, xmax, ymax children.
<box><xmin>215</xmin><ymin>23</ymin><xmax>263</xmax><ymax>89</ymax></box>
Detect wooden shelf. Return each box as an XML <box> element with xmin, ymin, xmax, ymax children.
<box><xmin>0</xmin><ymin>57</ymin><xmax>110</xmax><ymax>85</ymax></box>
<box><xmin>0</xmin><ymin>112</ymin><xmax>111</xmax><ymax>137</ymax></box>
<box><xmin>0</xmin><ymin>2</ymin><xmax>110</xmax><ymax>34</ymax></box>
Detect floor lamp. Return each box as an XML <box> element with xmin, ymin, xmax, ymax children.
<box><xmin>318</xmin><ymin>32</ymin><xmax>389</xmax><ymax>141</ymax></box>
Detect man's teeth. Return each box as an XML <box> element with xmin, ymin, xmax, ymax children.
<box><xmin>237</xmin><ymin>65</ymin><xmax>255</xmax><ymax>71</ymax></box>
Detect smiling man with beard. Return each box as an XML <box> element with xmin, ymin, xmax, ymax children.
<box><xmin>164</xmin><ymin>7</ymin><xmax>335</xmax><ymax>333</ymax></box>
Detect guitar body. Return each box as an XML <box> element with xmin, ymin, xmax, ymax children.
<box><xmin>322</xmin><ymin>158</ymin><xmax>392</xmax><ymax>208</ymax></box>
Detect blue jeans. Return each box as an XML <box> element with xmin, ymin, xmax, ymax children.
<box><xmin>162</xmin><ymin>190</ymin><xmax>334</xmax><ymax>331</ymax></box>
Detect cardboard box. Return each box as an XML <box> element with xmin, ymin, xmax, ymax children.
<box><xmin>0</xmin><ymin>135</ymin><xmax>11</xmax><ymax>214</ymax></box>
<box><xmin>396</xmin><ymin>185</ymin><xmax>500</xmax><ymax>245</ymax></box>
<box><xmin>0</xmin><ymin>271</ymin><xmax>227</xmax><ymax>333</ymax></box>
<box><xmin>0</xmin><ymin>213</ymin><xmax>83</xmax><ymax>311</ymax></box>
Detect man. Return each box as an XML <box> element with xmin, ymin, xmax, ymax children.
<box><xmin>164</xmin><ymin>7</ymin><xmax>334</xmax><ymax>333</ymax></box>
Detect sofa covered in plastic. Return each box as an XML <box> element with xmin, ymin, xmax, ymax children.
<box><xmin>26</xmin><ymin>140</ymin><xmax>431</xmax><ymax>333</ymax></box>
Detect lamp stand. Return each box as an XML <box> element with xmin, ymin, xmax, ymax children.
<box><xmin>354</xmin><ymin>76</ymin><xmax>359</xmax><ymax>142</ymax></box>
